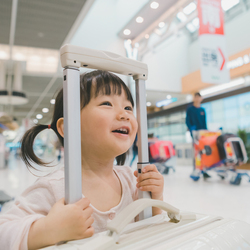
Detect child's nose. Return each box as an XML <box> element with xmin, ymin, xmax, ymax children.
<box><xmin>117</xmin><ymin>110</ymin><xmax>129</xmax><ymax>120</ymax></box>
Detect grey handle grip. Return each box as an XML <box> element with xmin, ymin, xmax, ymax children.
<box><xmin>107</xmin><ymin>198</ymin><xmax>180</xmax><ymax>237</ymax></box>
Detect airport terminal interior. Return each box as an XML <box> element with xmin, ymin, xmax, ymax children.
<box><xmin>1</xmin><ymin>0</ymin><xmax>250</xmax><ymax>248</ymax></box>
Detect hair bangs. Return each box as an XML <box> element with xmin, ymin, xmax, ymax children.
<box><xmin>81</xmin><ymin>70</ymin><xmax>134</xmax><ymax>108</ymax></box>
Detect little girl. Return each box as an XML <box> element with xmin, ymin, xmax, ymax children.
<box><xmin>0</xmin><ymin>70</ymin><xmax>164</xmax><ymax>250</ymax></box>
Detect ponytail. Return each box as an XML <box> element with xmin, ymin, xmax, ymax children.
<box><xmin>20</xmin><ymin>124</ymin><xmax>52</xmax><ymax>169</ymax></box>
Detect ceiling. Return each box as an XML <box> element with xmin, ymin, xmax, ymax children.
<box><xmin>0</xmin><ymin>0</ymin><xmax>89</xmax><ymax>124</ymax></box>
<box><xmin>1</xmin><ymin>0</ymin><xmax>249</xmax><ymax>127</ymax></box>
<box><xmin>0</xmin><ymin>0</ymin><xmax>86</xmax><ymax>49</ymax></box>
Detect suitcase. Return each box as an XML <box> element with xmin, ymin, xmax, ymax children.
<box><xmin>41</xmin><ymin>199</ymin><xmax>250</xmax><ymax>250</ymax></box>
<box><xmin>217</xmin><ymin>134</ymin><xmax>247</xmax><ymax>164</ymax></box>
<box><xmin>149</xmin><ymin>141</ymin><xmax>175</xmax><ymax>162</ymax></box>
<box><xmin>199</xmin><ymin>134</ymin><xmax>221</xmax><ymax>168</ymax></box>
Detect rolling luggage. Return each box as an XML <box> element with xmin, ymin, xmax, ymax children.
<box><xmin>149</xmin><ymin>140</ymin><xmax>175</xmax><ymax>162</ymax></box>
<box><xmin>217</xmin><ymin>133</ymin><xmax>246</xmax><ymax>164</ymax></box>
<box><xmin>41</xmin><ymin>199</ymin><xmax>250</xmax><ymax>250</ymax></box>
<box><xmin>198</xmin><ymin>134</ymin><xmax>221</xmax><ymax>168</ymax></box>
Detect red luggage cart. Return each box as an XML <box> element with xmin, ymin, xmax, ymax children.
<box><xmin>148</xmin><ymin>139</ymin><xmax>176</xmax><ymax>174</ymax></box>
<box><xmin>190</xmin><ymin>130</ymin><xmax>250</xmax><ymax>185</ymax></box>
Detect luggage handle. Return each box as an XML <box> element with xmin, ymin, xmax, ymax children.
<box><xmin>107</xmin><ymin>198</ymin><xmax>180</xmax><ymax>242</ymax></box>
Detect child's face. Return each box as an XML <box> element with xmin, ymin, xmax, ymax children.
<box><xmin>80</xmin><ymin>89</ymin><xmax>138</xmax><ymax>160</ymax></box>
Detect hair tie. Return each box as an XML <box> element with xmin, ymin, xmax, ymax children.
<box><xmin>48</xmin><ymin>124</ymin><xmax>51</xmax><ymax>129</ymax></box>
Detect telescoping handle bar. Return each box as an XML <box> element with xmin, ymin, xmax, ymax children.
<box><xmin>60</xmin><ymin>44</ymin><xmax>152</xmax><ymax>219</ymax></box>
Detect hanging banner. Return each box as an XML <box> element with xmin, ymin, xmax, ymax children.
<box><xmin>198</xmin><ymin>0</ymin><xmax>230</xmax><ymax>84</ymax></box>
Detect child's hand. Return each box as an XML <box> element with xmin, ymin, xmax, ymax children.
<box><xmin>45</xmin><ymin>197</ymin><xmax>94</xmax><ymax>243</ymax></box>
<box><xmin>134</xmin><ymin>164</ymin><xmax>164</xmax><ymax>200</ymax></box>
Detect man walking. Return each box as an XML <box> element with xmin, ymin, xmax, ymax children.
<box><xmin>186</xmin><ymin>92</ymin><xmax>210</xmax><ymax>178</ymax></box>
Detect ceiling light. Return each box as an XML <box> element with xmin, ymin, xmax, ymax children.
<box><xmin>30</xmin><ymin>55</ymin><xmax>41</xmax><ymax>62</ymax></box>
<box><xmin>0</xmin><ymin>51</ymin><xmax>8</xmax><ymax>60</ymax></box>
<box><xmin>147</xmin><ymin>102</ymin><xmax>152</xmax><ymax>107</ymax></box>
<box><xmin>123</xmin><ymin>29</ymin><xmax>131</xmax><ymax>35</ymax></box>
<box><xmin>145</xmin><ymin>34</ymin><xmax>150</xmax><ymax>39</ymax></box>
<box><xmin>13</xmin><ymin>53</ymin><xmax>26</xmax><ymax>61</ymax></box>
<box><xmin>136</xmin><ymin>16</ymin><xmax>144</xmax><ymax>23</ymax></box>
<box><xmin>126</xmin><ymin>39</ymin><xmax>132</xmax><ymax>45</ymax></box>
<box><xmin>166</xmin><ymin>95</ymin><xmax>172</xmax><ymax>99</ymax></box>
<box><xmin>42</xmin><ymin>108</ymin><xmax>49</xmax><ymax>113</ymax></box>
<box><xmin>50</xmin><ymin>99</ymin><xmax>55</xmax><ymax>104</ymax></box>
<box><xmin>183</xmin><ymin>2</ymin><xmax>197</xmax><ymax>15</ymax></box>
<box><xmin>186</xmin><ymin>23</ymin><xmax>196</xmax><ymax>33</ymax></box>
<box><xmin>200</xmin><ymin>78</ymin><xmax>245</xmax><ymax>96</ymax></box>
<box><xmin>46</xmin><ymin>56</ymin><xmax>57</xmax><ymax>63</ymax></box>
<box><xmin>150</xmin><ymin>2</ymin><xmax>159</xmax><ymax>9</ymax></box>
<box><xmin>33</xmin><ymin>119</ymin><xmax>38</xmax><ymax>124</ymax></box>
<box><xmin>36</xmin><ymin>114</ymin><xmax>43</xmax><ymax>119</ymax></box>
<box><xmin>158</xmin><ymin>22</ymin><xmax>165</xmax><ymax>28</ymax></box>
<box><xmin>221</xmin><ymin>0</ymin><xmax>240</xmax><ymax>11</ymax></box>
<box><xmin>177</xmin><ymin>12</ymin><xmax>187</xmax><ymax>22</ymax></box>
<box><xmin>192</xmin><ymin>17</ymin><xmax>199</xmax><ymax>28</ymax></box>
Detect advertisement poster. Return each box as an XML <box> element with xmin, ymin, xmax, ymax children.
<box><xmin>198</xmin><ymin>0</ymin><xmax>230</xmax><ymax>84</ymax></box>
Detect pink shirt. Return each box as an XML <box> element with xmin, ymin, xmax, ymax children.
<box><xmin>0</xmin><ymin>165</ymin><xmax>138</xmax><ymax>250</ymax></box>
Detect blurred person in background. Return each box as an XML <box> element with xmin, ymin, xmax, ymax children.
<box><xmin>186</xmin><ymin>92</ymin><xmax>210</xmax><ymax>178</ymax></box>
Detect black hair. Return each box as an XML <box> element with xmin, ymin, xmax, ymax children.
<box><xmin>20</xmin><ymin>70</ymin><xmax>134</xmax><ymax>170</ymax></box>
<box><xmin>194</xmin><ymin>92</ymin><xmax>201</xmax><ymax>97</ymax></box>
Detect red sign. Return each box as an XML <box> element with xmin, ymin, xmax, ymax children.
<box><xmin>198</xmin><ymin>0</ymin><xmax>224</xmax><ymax>35</ymax></box>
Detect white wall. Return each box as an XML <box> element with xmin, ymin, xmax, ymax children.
<box><xmin>70</xmin><ymin>0</ymin><xmax>148</xmax><ymax>83</ymax></box>
<box><xmin>70</xmin><ymin>0</ymin><xmax>148</xmax><ymax>54</ymax></box>
<box><xmin>143</xmin><ymin>31</ymin><xmax>191</xmax><ymax>92</ymax></box>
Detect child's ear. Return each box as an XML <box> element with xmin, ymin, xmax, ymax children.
<box><xmin>56</xmin><ymin>118</ymin><xmax>64</xmax><ymax>138</ymax></box>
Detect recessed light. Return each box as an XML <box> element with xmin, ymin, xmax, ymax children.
<box><xmin>150</xmin><ymin>2</ymin><xmax>159</xmax><ymax>9</ymax></box>
<box><xmin>123</xmin><ymin>29</ymin><xmax>131</xmax><ymax>35</ymax></box>
<box><xmin>36</xmin><ymin>114</ymin><xmax>43</xmax><ymax>119</ymax></box>
<box><xmin>50</xmin><ymin>99</ymin><xmax>55</xmax><ymax>104</ymax></box>
<box><xmin>183</xmin><ymin>2</ymin><xmax>197</xmax><ymax>15</ymax></box>
<box><xmin>147</xmin><ymin>102</ymin><xmax>152</xmax><ymax>107</ymax></box>
<box><xmin>166</xmin><ymin>95</ymin><xmax>172</xmax><ymax>99</ymax></box>
<box><xmin>158</xmin><ymin>22</ymin><xmax>165</xmax><ymax>28</ymax></box>
<box><xmin>42</xmin><ymin>108</ymin><xmax>49</xmax><ymax>113</ymax></box>
<box><xmin>127</xmin><ymin>39</ymin><xmax>132</xmax><ymax>44</ymax></box>
<box><xmin>136</xmin><ymin>16</ymin><xmax>144</xmax><ymax>23</ymax></box>
<box><xmin>177</xmin><ymin>12</ymin><xmax>187</xmax><ymax>22</ymax></box>
<box><xmin>145</xmin><ymin>34</ymin><xmax>150</xmax><ymax>39</ymax></box>
<box><xmin>33</xmin><ymin>119</ymin><xmax>38</xmax><ymax>124</ymax></box>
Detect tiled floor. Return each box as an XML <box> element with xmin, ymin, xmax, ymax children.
<box><xmin>1</xmin><ymin>153</ymin><xmax>250</xmax><ymax>224</ymax></box>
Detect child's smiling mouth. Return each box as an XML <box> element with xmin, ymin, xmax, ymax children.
<box><xmin>112</xmin><ymin>126</ymin><xmax>130</xmax><ymax>135</ymax></box>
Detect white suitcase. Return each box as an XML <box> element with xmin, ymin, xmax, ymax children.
<box><xmin>41</xmin><ymin>199</ymin><xmax>250</xmax><ymax>250</ymax></box>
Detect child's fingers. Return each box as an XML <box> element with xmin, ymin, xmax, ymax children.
<box><xmin>82</xmin><ymin>206</ymin><xmax>93</xmax><ymax>218</ymax></box>
<box><xmin>137</xmin><ymin>172</ymin><xmax>162</xmax><ymax>183</ymax></box>
<box><xmin>142</xmin><ymin>164</ymin><xmax>158</xmax><ymax>173</ymax></box>
<box><xmin>138</xmin><ymin>185</ymin><xmax>159</xmax><ymax>192</ymax></box>
<box><xmin>75</xmin><ymin>198</ymin><xmax>91</xmax><ymax>209</ymax></box>
<box><xmin>84</xmin><ymin>226</ymin><xmax>95</xmax><ymax>238</ymax></box>
<box><xmin>134</xmin><ymin>170</ymin><xmax>138</xmax><ymax>177</ymax></box>
<box><xmin>137</xmin><ymin>179</ymin><xmax>160</xmax><ymax>188</ymax></box>
<box><xmin>85</xmin><ymin>216</ymin><xmax>94</xmax><ymax>229</ymax></box>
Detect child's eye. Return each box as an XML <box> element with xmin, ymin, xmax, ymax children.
<box><xmin>125</xmin><ymin>106</ymin><xmax>133</xmax><ymax>111</ymax></box>
<box><xmin>101</xmin><ymin>101</ymin><xmax>112</xmax><ymax>106</ymax></box>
